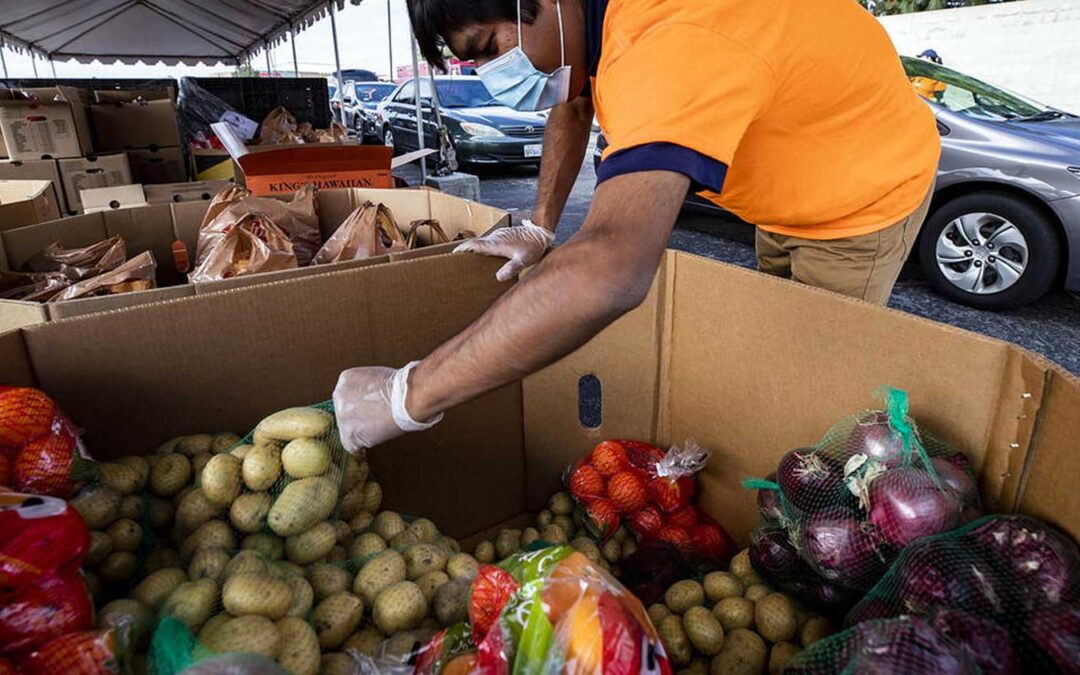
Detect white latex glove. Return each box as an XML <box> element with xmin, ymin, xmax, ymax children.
<box><xmin>333</xmin><ymin>361</ymin><xmax>444</xmax><ymax>454</ymax></box>
<box><xmin>454</xmin><ymin>219</ymin><xmax>555</xmax><ymax>282</ymax></box>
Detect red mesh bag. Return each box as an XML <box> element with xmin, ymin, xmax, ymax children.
<box><xmin>0</xmin><ymin>387</ymin><xmax>92</xmax><ymax>499</ymax></box>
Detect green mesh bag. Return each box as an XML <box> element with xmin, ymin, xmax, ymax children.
<box><xmin>742</xmin><ymin>387</ymin><xmax>984</xmax><ymax>614</ymax></box>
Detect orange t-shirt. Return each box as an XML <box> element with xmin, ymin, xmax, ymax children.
<box><xmin>593</xmin><ymin>0</ymin><xmax>941</xmax><ymax>240</ymax></box>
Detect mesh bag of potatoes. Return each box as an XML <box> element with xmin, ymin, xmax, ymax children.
<box><xmin>645</xmin><ymin>547</ymin><xmax>837</xmax><ymax>675</ymax></box>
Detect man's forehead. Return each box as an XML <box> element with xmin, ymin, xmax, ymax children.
<box><xmin>446</xmin><ymin>23</ymin><xmax>488</xmax><ymax>57</ymax></box>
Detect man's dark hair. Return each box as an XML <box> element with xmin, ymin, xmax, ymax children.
<box><xmin>407</xmin><ymin>0</ymin><xmax>541</xmax><ymax>71</ymax></box>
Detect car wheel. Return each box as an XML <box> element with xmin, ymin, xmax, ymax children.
<box><xmin>354</xmin><ymin>116</ymin><xmax>364</xmax><ymax>136</ymax></box>
<box><xmin>383</xmin><ymin>127</ymin><xmax>396</xmax><ymax>153</ymax></box>
<box><xmin>918</xmin><ymin>192</ymin><xmax>1060</xmax><ymax>309</ymax></box>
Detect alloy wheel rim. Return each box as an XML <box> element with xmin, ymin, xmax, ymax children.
<box><xmin>936</xmin><ymin>212</ymin><xmax>1029</xmax><ymax>295</ymax></box>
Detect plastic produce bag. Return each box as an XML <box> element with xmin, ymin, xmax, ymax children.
<box><xmin>177</xmin><ymin>77</ymin><xmax>258</xmax><ymax>148</ymax></box>
<box><xmin>195</xmin><ymin>185</ymin><xmax>321</xmax><ymax>266</ymax></box>
<box><xmin>742</xmin><ymin>387</ymin><xmax>984</xmax><ymax>612</ymax></box>
<box><xmin>314</xmin><ymin>201</ymin><xmax>407</xmax><ymax>265</ymax></box>
<box><xmin>0</xmin><ymin>270</ymin><xmax>70</xmax><ymax>302</ymax></box>
<box><xmin>52</xmin><ymin>251</ymin><xmax>157</xmax><ymax>301</ymax></box>
<box><xmin>25</xmin><ymin>235</ymin><xmax>127</xmax><ymax>280</ymax></box>
<box><xmin>1</xmin><ymin>387</ymin><xmax>94</xmax><ymax>498</ymax></box>
<box><xmin>21</xmin><ymin>628</ymin><xmax>124</xmax><ymax>675</ymax></box>
<box><xmin>189</xmin><ymin>215</ymin><xmax>297</xmax><ymax>282</ymax></box>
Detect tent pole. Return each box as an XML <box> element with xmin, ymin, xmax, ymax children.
<box><xmin>328</xmin><ymin>0</ymin><xmax>346</xmax><ymax>125</ymax></box>
<box><xmin>50</xmin><ymin>59</ymin><xmax>57</xmax><ymax>78</ymax></box>
<box><xmin>0</xmin><ymin>37</ymin><xmax>8</xmax><ymax>79</ymax></box>
<box><xmin>31</xmin><ymin>52</ymin><xmax>38</xmax><ymax>78</ymax></box>
<box><xmin>386</xmin><ymin>0</ymin><xmax>393</xmax><ymax>80</ymax></box>
<box><xmin>290</xmin><ymin>25</ymin><xmax>299</xmax><ymax>77</ymax></box>
<box><xmin>264</xmin><ymin>43</ymin><xmax>271</xmax><ymax>77</ymax></box>
<box><xmin>411</xmin><ymin>32</ymin><xmax>426</xmax><ymax>183</ymax></box>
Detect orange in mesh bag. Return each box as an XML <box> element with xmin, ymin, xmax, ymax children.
<box><xmin>189</xmin><ymin>214</ymin><xmax>298</xmax><ymax>282</ymax></box>
<box><xmin>313</xmin><ymin>201</ymin><xmax>407</xmax><ymax>265</ymax></box>
<box><xmin>51</xmin><ymin>251</ymin><xmax>157</xmax><ymax>302</ymax></box>
<box><xmin>196</xmin><ymin>185</ymin><xmax>321</xmax><ymax>266</ymax></box>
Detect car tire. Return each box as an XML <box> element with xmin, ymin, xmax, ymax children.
<box><xmin>354</xmin><ymin>116</ymin><xmax>364</xmax><ymax>136</ymax></box>
<box><xmin>918</xmin><ymin>191</ymin><xmax>1060</xmax><ymax>310</ymax></box>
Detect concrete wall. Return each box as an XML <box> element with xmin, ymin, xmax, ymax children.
<box><xmin>880</xmin><ymin>0</ymin><xmax>1080</xmax><ymax>113</ymax></box>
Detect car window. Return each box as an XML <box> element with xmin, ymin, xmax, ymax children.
<box><xmin>394</xmin><ymin>82</ymin><xmax>416</xmax><ymax>105</ymax></box>
<box><xmin>901</xmin><ymin>56</ymin><xmax>1043</xmax><ymax>121</ymax></box>
<box><xmin>434</xmin><ymin>80</ymin><xmax>499</xmax><ymax>108</ymax></box>
<box><xmin>356</xmin><ymin>84</ymin><xmax>396</xmax><ymax>103</ymax></box>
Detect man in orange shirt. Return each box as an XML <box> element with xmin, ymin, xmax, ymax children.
<box><xmin>331</xmin><ymin>0</ymin><xmax>941</xmax><ymax>452</ymax></box>
<box><xmin>912</xmin><ymin>49</ymin><xmax>948</xmax><ymax>102</ymax></box>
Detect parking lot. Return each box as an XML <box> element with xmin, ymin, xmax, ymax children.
<box><xmin>405</xmin><ymin>149</ymin><xmax>1080</xmax><ymax>376</ymax></box>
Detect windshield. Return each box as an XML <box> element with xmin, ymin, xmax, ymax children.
<box><xmin>901</xmin><ymin>56</ymin><xmax>1046</xmax><ymax>121</ymax></box>
<box><xmin>419</xmin><ymin>79</ymin><xmax>499</xmax><ymax>108</ymax></box>
<box><xmin>354</xmin><ymin>84</ymin><xmax>396</xmax><ymax>103</ymax></box>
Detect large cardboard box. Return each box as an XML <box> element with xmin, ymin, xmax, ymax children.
<box><xmin>58</xmin><ymin>153</ymin><xmax>133</xmax><ymax>214</ymax></box>
<box><xmin>0</xmin><ymin>180</ymin><xmax>62</xmax><ymax>231</ymax></box>
<box><xmin>0</xmin><ymin>159</ymin><xmax>63</xmax><ymax>213</ymax></box>
<box><xmin>90</xmin><ymin>89</ymin><xmax>181</xmax><ymax>151</ymax></box>
<box><xmin>0</xmin><ymin>188</ymin><xmax>509</xmax><ymax>331</ymax></box>
<box><xmin>0</xmin><ymin>251</ymin><xmax>1076</xmax><ymax>546</ymax></box>
<box><xmin>126</xmin><ymin>146</ymin><xmax>187</xmax><ymax>184</ymax></box>
<box><xmin>0</xmin><ymin>87</ymin><xmax>94</xmax><ymax>160</ymax></box>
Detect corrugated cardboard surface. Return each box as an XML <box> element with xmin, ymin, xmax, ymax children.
<box><xmin>58</xmin><ymin>153</ymin><xmax>133</xmax><ymax>213</ymax></box>
<box><xmin>127</xmin><ymin>147</ymin><xmax>187</xmax><ymax>185</ymax></box>
<box><xmin>0</xmin><ymin>180</ymin><xmax>61</xmax><ymax>232</ymax></box>
<box><xmin>0</xmin><ymin>159</ymin><xmax>65</xmax><ymax>215</ymax></box>
<box><xmin>144</xmin><ymin>181</ymin><xmax>230</xmax><ymax>205</ymax></box>
<box><xmin>0</xmin><ymin>329</ymin><xmax>34</xmax><ymax>386</ymax></box>
<box><xmin>90</xmin><ymin>99</ymin><xmax>181</xmax><ymax>150</ymax></box>
<box><xmin>0</xmin><ymin>301</ymin><xmax>48</xmax><ymax>334</ymax></box>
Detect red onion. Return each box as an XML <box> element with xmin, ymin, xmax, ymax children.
<box><xmin>776</xmin><ymin>447</ymin><xmax>842</xmax><ymax>512</ymax></box>
<box><xmin>803</xmin><ymin>506</ymin><xmax>887</xmax><ymax>590</ymax></box>
<box><xmin>890</xmin><ymin>540</ymin><xmax>1004</xmax><ymax>617</ymax></box>
<box><xmin>931</xmin><ymin>610</ymin><xmax>1020</xmax><ymax>675</ymax></box>
<box><xmin>868</xmin><ymin>467</ymin><xmax>962</xmax><ymax>548</ymax></box>
<box><xmin>749</xmin><ymin>527</ymin><xmax>807</xmax><ymax>581</ymax></box>
<box><xmin>930</xmin><ymin>457</ymin><xmax>981</xmax><ymax>509</ymax></box>
<box><xmin>1029</xmin><ymin>604</ymin><xmax>1080</xmax><ymax>675</ymax></box>
<box><xmin>844</xmin><ymin>411</ymin><xmax>907</xmax><ymax>466</ymax></box>
<box><xmin>846</xmin><ymin>617</ymin><xmax>980</xmax><ymax>675</ymax></box>
<box><xmin>757</xmin><ymin>472</ymin><xmax>784</xmax><ymax>524</ymax></box>
<box><xmin>970</xmin><ymin>515</ymin><xmax>1079</xmax><ymax>608</ymax></box>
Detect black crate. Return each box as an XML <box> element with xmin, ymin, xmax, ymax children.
<box><xmin>190</xmin><ymin>77</ymin><xmax>331</xmax><ymax>129</ymax></box>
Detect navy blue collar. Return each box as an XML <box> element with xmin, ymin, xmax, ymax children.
<box><xmin>585</xmin><ymin>0</ymin><xmax>609</xmax><ymax>77</ymax></box>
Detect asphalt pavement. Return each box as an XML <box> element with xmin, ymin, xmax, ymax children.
<box><xmin>401</xmin><ymin>152</ymin><xmax>1080</xmax><ymax>376</ymax></box>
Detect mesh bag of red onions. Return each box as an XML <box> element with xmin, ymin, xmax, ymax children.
<box><xmin>785</xmin><ymin>514</ymin><xmax>1080</xmax><ymax>674</ymax></box>
<box><xmin>742</xmin><ymin>387</ymin><xmax>984</xmax><ymax>613</ymax></box>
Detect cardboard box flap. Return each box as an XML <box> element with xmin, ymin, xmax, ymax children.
<box><xmin>0</xmin><ymin>329</ymin><xmax>35</xmax><ymax>386</ymax></box>
<box><xmin>0</xmin><ymin>179</ymin><xmax>52</xmax><ymax>203</ymax></box>
<box><xmin>238</xmin><ymin>145</ymin><xmax>393</xmax><ymax>177</ymax></box>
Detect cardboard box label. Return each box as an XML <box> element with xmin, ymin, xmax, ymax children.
<box><xmin>0</xmin><ymin>111</ymin><xmax>77</xmax><ymax>158</ymax></box>
<box><xmin>0</xmin><ymin>88</ymin><xmax>93</xmax><ymax>161</ymax></box>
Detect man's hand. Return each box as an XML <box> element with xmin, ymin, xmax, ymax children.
<box><xmin>453</xmin><ymin>220</ymin><xmax>554</xmax><ymax>282</ymax></box>
<box><xmin>332</xmin><ymin>362</ymin><xmax>443</xmax><ymax>454</ymax></box>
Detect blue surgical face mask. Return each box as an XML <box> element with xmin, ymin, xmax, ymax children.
<box><xmin>477</xmin><ymin>0</ymin><xmax>572</xmax><ymax>112</ymax></box>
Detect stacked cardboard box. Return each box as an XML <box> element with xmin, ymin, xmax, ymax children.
<box><xmin>0</xmin><ymin>180</ymin><xmax>62</xmax><ymax>232</ymax></box>
<box><xmin>91</xmin><ymin>88</ymin><xmax>186</xmax><ymax>186</ymax></box>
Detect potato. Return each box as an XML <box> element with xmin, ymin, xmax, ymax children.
<box><xmin>521</xmin><ymin>527</ymin><xmax>541</xmax><ymax>547</ymax></box>
<box><xmin>313</xmin><ymin>591</ymin><xmax>364</xmax><ymax>649</ymax></box>
<box><xmin>177</xmin><ymin>434</ymin><xmax>214</xmax><ymax>456</ymax></box>
<box><xmin>83</xmin><ymin>570</ymin><xmax>101</xmax><ymax>598</ymax></box>
<box><xmin>354</xmin><ymin>549</ymin><xmax>407</xmax><ymax>604</ymax></box>
<box><xmin>350</xmin><ymin>532</ymin><xmax>387</xmax><ymax>559</ymax></box>
<box><xmin>180</xmin><ymin>520</ymin><xmax>236</xmax><ymax>560</ymax></box>
<box><xmin>434</xmin><ymin>577</ymin><xmax>470</xmax><ymax>626</ymax></box>
<box><xmin>602</xmin><ymin>539</ymin><xmax>622</xmax><ymax>564</ymax></box>
<box><xmin>415</xmin><ymin>570</ymin><xmax>449</xmax><ymax>602</ymax></box>
<box><xmin>572</xmin><ymin>537</ymin><xmax>603</xmax><ymax>564</ymax></box>
<box><xmin>255</xmin><ymin>407</ymin><xmax>333</xmax><ymax>445</ymax></box>
<box><xmin>474</xmin><ymin>540</ymin><xmax>496</xmax><ymax>563</ymax></box>
<box><xmin>658</xmin><ymin>614</ymin><xmax>692</xmax><ymax>667</ymax></box>
<box><xmin>549</xmin><ymin>492</ymin><xmax>574</xmax><ymax>515</ymax></box>
<box><xmin>267</xmin><ymin>476</ymin><xmax>337</xmax><ymax>536</ymax></box>
<box><xmin>684</xmin><ymin>606</ymin><xmax>725</xmax><ymax>656</ymax></box>
<box><xmin>175</xmin><ymin>489</ymin><xmax>221</xmax><ymax>534</ymax></box>
<box><xmin>333</xmin><ymin>519</ymin><xmax>352</xmax><ymax>544</ymax></box>
<box><xmin>309</xmin><ymin>563</ymin><xmax>352</xmax><ymax>601</ymax></box>
<box><xmin>800</xmin><ymin>617</ymin><xmax>834</xmax><ymax>648</ymax></box>
<box><xmin>446</xmin><ymin>553</ymin><xmax>479</xmax><ymax>581</ymax></box>
<box><xmin>495</xmin><ymin>530</ymin><xmax>521</xmax><ymax>559</ymax></box>
<box><xmin>390</xmin><ymin>529</ymin><xmax>422</xmax><ymax>552</ymax></box>
<box><xmin>336</xmin><ymin>484</ymin><xmax>365</xmax><ymax>521</ymax></box>
<box><xmin>536</xmin><ymin>509</ymin><xmax>553</xmax><ymax>527</ymax></box>
<box><xmin>222</xmin><ymin>572</ymin><xmax>292</xmax><ymax>619</ymax></box>
<box><xmin>191</xmin><ymin>452</ymin><xmax>212</xmax><ymax>477</ymax></box>
<box><xmin>540</xmin><ymin>524</ymin><xmax>568</xmax><ymax>545</ymax></box>
<box><xmin>227</xmin><ymin>492</ymin><xmax>270</xmax><ymax>534</ymax></box>
<box><xmin>242</xmin><ymin>444</ymin><xmax>281</xmax><ymax>492</ymax></box>
<box><xmin>117</xmin><ymin>455</ymin><xmax>150</xmax><ymax>490</ymax></box>
<box><xmin>286</xmin><ymin>522</ymin><xmax>338</xmax><ymax>565</ymax></box>
<box><xmin>729</xmin><ymin>549</ymin><xmax>763</xmax><ymax>585</ymax></box>
<box><xmin>713</xmin><ymin>597</ymin><xmax>756</xmax><ymax>632</ymax></box>
<box><xmin>666</xmin><ymin>580</ymin><xmax>706</xmax><ymax>614</ymax></box>
<box><xmin>344</xmin><ymin>626</ymin><xmax>385</xmax><ymax>656</ymax></box>
<box><xmin>98</xmin><ymin>462</ymin><xmax>142</xmax><ymax>495</ymax></box>
<box><xmin>280</xmin><ymin>437</ymin><xmax>332</xmax><ymax>479</ymax></box>
<box><xmin>210</xmin><ymin>432</ymin><xmax>240</xmax><ymax>454</ymax></box>
<box><xmin>132</xmin><ymin>567</ymin><xmax>188</xmax><ymax>609</ymax></box>
<box><xmin>405</xmin><ymin>517</ymin><xmax>440</xmax><ymax>543</ymax></box>
<box><xmin>197</xmin><ymin>613</ymin><xmax>231</xmax><ymax>643</ymax></box>
<box><xmin>553</xmin><ymin>514</ymin><xmax>576</xmax><ymax>537</ymax></box>
<box><xmin>86</xmin><ymin>531</ymin><xmax>113</xmax><ymax>566</ymax></box>
<box><xmin>321</xmin><ymin>653</ymin><xmax>357</xmax><ymax>675</ymax></box>
<box><xmin>285</xmin><ymin>574</ymin><xmax>315</xmax><ymax>617</ymax></box>
<box><xmin>373</xmin><ymin>581</ymin><xmax>427</xmax><ymax>634</ymax></box>
<box><xmin>621</xmin><ymin>538</ymin><xmax>638</xmax><ymax>560</ymax></box>
<box><xmin>349</xmin><ymin>510</ymin><xmax>374</xmax><ymax>533</ymax></box>
<box><xmin>404</xmin><ymin>543</ymin><xmax>448</xmax><ymax>579</ymax></box>
<box><xmin>704</xmin><ymin>572</ymin><xmax>745</xmax><ymax>602</ymax></box>
<box><xmin>150</xmin><ymin>454</ymin><xmax>192</xmax><ymax>497</ymax></box>
<box><xmin>341</xmin><ymin>456</ymin><xmax>368</xmax><ymax>493</ymax></box>
<box><xmin>744</xmin><ymin>584</ymin><xmax>773</xmax><ymax>603</ymax></box>
<box><xmin>276</xmin><ymin>617</ymin><xmax>320</xmax><ymax>675</ymax></box>
<box><xmin>161</xmin><ymin>578</ymin><xmax>217</xmax><ymax>631</ymax></box>
<box><xmin>199</xmin><ymin>454</ymin><xmax>240</xmax><ymax>508</ymax></box>
<box><xmin>106</xmin><ymin>518</ymin><xmax>142</xmax><ymax>553</ymax></box>
<box><xmin>360</xmin><ymin>481</ymin><xmax>382</xmax><ymax>512</ymax></box>
<box><xmin>231</xmin><ymin>443</ymin><xmax>254</xmax><ymax>460</ymax></box>
<box><xmin>188</xmin><ymin>547</ymin><xmax>230</xmax><ymax>581</ymax></box>
<box><xmin>769</xmin><ymin>641</ymin><xmax>801</xmax><ymax>675</ymax></box>
<box><xmin>202</xmin><ymin>615</ymin><xmax>280</xmax><ymax>659</ymax></box>
<box><xmin>648</xmin><ymin>604</ymin><xmax>672</xmax><ymax>626</ymax></box>
<box><xmin>174</xmin><ymin>485</ymin><xmax>196</xmax><ymax>505</ymax></box>
<box><xmin>98</xmin><ymin>551</ymin><xmax>138</xmax><ymax>583</ymax></box>
<box><xmin>756</xmin><ymin>593</ymin><xmax>798</xmax><ymax>643</ymax></box>
<box><xmin>144</xmin><ymin>547</ymin><xmax>181</xmax><ymax>573</ymax></box>
<box><xmin>147</xmin><ymin>497</ymin><xmax>174</xmax><ymax>531</ymax></box>
<box><xmin>241</xmin><ymin>533</ymin><xmax>283</xmax><ymax>560</ymax></box>
<box><xmin>99</xmin><ymin>598</ymin><xmax>153</xmax><ymax>650</ymax></box>
<box><xmin>154</xmin><ymin>436</ymin><xmax>183</xmax><ymax>455</ymax></box>
<box><xmin>117</xmin><ymin>495</ymin><xmax>144</xmax><ymax>521</ymax></box>
<box><xmin>72</xmin><ymin>485</ymin><xmax>121</xmax><ymax>530</ymax></box>
<box><xmin>225</xmin><ymin>550</ymin><xmax>268</xmax><ymax>577</ymax></box>
<box><xmin>373</xmin><ymin>511</ymin><xmax>407</xmax><ymax>541</ymax></box>
<box><xmin>711</xmin><ymin>629</ymin><xmax>767</xmax><ymax>675</ymax></box>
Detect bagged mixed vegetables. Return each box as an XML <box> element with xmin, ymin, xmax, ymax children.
<box><xmin>743</xmin><ymin>387</ymin><xmax>984</xmax><ymax>612</ymax></box>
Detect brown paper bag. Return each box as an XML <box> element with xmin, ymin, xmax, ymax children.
<box><xmin>315</xmin><ymin>121</ymin><xmax>349</xmax><ymax>144</ymax></box>
<box><xmin>313</xmin><ymin>202</ymin><xmax>407</xmax><ymax>265</ymax></box>
<box><xmin>297</xmin><ymin>122</ymin><xmax>319</xmax><ymax>143</ymax></box>
<box><xmin>189</xmin><ymin>214</ymin><xmax>298</xmax><ymax>282</ymax></box>
<box><xmin>52</xmin><ymin>251</ymin><xmax>157</xmax><ymax>302</ymax></box>
<box><xmin>196</xmin><ymin>185</ymin><xmax>321</xmax><ymax>267</ymax></box>
<box><xmin>404</xmin><ymin>219</ymin><xmax>452</xmax><ymax>249</ymax></box>
<box><xmin>259</xmin><ymin>106</ymin><xmax>299</xmax><ymax>145</ymax></box>
<box><xmin>199</xmin><ymin>184</ymin><xmax>250</xmax><ymax>233</ymax></box>
<box><xmin>26</xmin><ymin>235</ymin><xmax>127</xmax><ymax>280</ymax></box>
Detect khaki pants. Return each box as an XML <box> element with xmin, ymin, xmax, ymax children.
<box><xmin>755</xmin><ymin>187</ymin><xmax>934</xmax><ymax>305</ymax></box>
